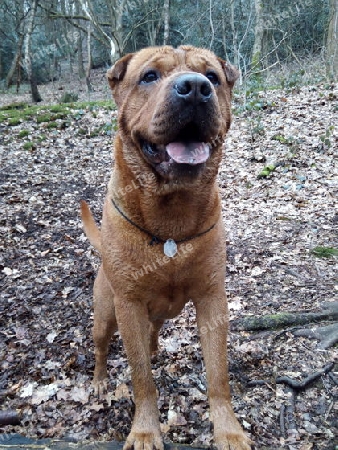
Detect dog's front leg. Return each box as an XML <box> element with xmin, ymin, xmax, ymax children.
<box><xmin>195</xmin><ymin>293</ymin><xmax>251</xmax><ymax>450</ymax></box>
<box><xmin>114</xmin><ymin>297</ymin><xmax>163</xmax><ymax>450</ymax></box>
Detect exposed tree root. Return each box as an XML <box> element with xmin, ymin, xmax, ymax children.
<box><xmin>231</xmin><ymin>303</ymin><xmax>338</xmax><ymax>348</ymax></box>
<box><xmin>276</xmin><ymin>362</ymin><xmax>335</xmax><ymax>391</ymax></box>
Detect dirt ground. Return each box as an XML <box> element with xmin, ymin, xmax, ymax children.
<box><xmin>0</xmin><ymin>73</ymin><xmax>337</xmax><ymax>449</ymax></box>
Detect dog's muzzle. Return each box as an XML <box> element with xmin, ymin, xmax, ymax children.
<box><xmin>174</xmin><ymin>73</ymin><xmax>213</xmax><ymax>104</ymax></box>
<box><xmin>140</xmin><ymin>73</ymin><xmax>219</xmax><ymax>178</ymax></box>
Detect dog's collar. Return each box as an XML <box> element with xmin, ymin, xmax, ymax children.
<box><xmin>111</xmin><ymin>197</ymin><xmax>218</xmax><ymax>258</ymax></box>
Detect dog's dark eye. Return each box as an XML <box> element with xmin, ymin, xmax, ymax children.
<box><xmin>140</xmin><ymin>70</ymin><xmax>159</xmax><ymax>84</ymax></box>
<box><xmin>206</xmin><ymin>71</ymin><xmax>220</xmax><ymax>86</ymax></box>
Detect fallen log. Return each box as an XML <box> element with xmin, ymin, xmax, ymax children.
<box><xmin>231</xmin><ymin>302</ymin><xmax>338</xmax><ymax>334</ymax></box>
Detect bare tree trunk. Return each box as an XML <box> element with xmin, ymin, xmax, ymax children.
<box><xmin>209</xmin><ymin>0</ymin><xmax>215</xmax><ymax>49</ymax></box>
<box><xmin>114</xmin><ymin>0</ymin><xmax>126</xmax><ymax>58</ymax></box>
<box><xmin>251</xmin><ymin>0</ymin><xmax>264</xmax><ymax>74</ymax></box>
<box><xmin>230</xmin><ymin>0</ymin><xmax>238</xmax><ymax>67</ymax></box>
<box><xmin>6</xmin><ymin>31</ymin><xmax>24</xmax><ymax>89</ymax></box>
<box><xmin>75</xmin><ymin>1</ymin><xmax>85</xmax><ymax>79</ymax></box>
<box><xmin>163</xmin><ymin>0</ymin><xmax>170</xmax><ymax>45</ymax></box>
<box><xmin>23</xmin><ymin>0</ymin><xmax>42</xmax><ymax>102</ymax></box>
<box><xmin>81</xmin><ymin>0</ymin><xmax>121</xmax><ymax>63</ymax></box>
<box><xmin>144</xmin><ymin>3</ymin><xmax>161</xmax><ymax>47</ymax></box>
<box><xmin>86</xmin><ymin>22</ymin><xmax>93</xmax><ymax>92</ymax></box>
<box><xmin>77</xmin><ymin>31</ymin><xmax>85</xmax><ymax>79</ymax></box>
<box><xmin>326</xmin><ymin>0</ymin><xmax>338</xmax><ymax>78</ymax></box>
<box><xmin>16</xmin><ymin>57</ymin><xmax>22</xmax><ymax>93</ymax></box>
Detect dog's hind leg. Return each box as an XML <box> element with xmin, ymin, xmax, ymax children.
<box><xmin>92</xmin><ymin>265</ymin><xmax>118</xmax><ymax>395</ymax></box>
<box><xmin>149</xmin><ymin>319</ymin><xmax>164</xmax><ymax>354</ymax></box>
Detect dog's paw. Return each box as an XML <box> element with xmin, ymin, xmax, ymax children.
<box><xmin>92</xmin><ymin>378</ymin><xmax>108</xmax><ymax>398</ymax></box>
<box><xmin>214</xmin><ymin>432</ymin><xmax>252</xmax><ymax>450</ymax></box>
<box><xmin>123</xmin><ymin>430</ymin><xmax>163</xmax><ymax>450</ymax></box>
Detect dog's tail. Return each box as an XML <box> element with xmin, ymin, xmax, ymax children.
<box><xmin>80</xmin><ymin>200</ymin><xmax>101</xmax><ymax>253</ymax></box>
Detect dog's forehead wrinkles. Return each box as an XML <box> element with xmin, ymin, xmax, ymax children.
<box><xmin>174</xmin><ymin>47</ymin><xmax>186</xmax><ymax>65</ymax></box>
<box><xmin>127</xmin><ymin>49</ymin><xmax>177</xmax><ymax>80</ymax></box>
<box><xmin>126</xmin><ymin>47</ymin><xmax>223</xmax><ymax>82</ymax></box>
<box><xmin>177</xmin><ymin>49</ymin><xmax>222</xmax><ymax>76</ymax></box>
<box><xmin>143</xmin><ymin>53</ymin><xmax>178</xmax><ymax>75</ymax></box>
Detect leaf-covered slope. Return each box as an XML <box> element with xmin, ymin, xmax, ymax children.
<box><xmin>0</xmin><ymin>82</ymin><xmax>337</xmax><ymax>449</ymax></box>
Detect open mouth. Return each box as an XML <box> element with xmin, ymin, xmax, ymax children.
<box><xmin>143</xmin><ymin>141</ymin><xmax>210</xmax><ymax>165</ymax></box>
<box><xmin>141</xmin><ymin>123</ymin><xmax>212</xmax><ymax>173</ymax></box>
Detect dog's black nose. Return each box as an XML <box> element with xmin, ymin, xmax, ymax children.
<box><xmin>174</xmin><ymin>74</ymin><xmax>212</xmax><ymax>103</ymax></box>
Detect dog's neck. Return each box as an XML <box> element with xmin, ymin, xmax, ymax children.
<box><xmin>109</xmin><ymin>162</ymin><xmax>220</xmax><ymax>242</ymax></box>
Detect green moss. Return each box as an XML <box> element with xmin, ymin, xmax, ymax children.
<box><xmin>0</xmin><ymin>105</ymin><xmax>39</xmax><ymax>124</ymax></box>
<box><xmin>112</xmin><ymin>117</ymin><xmax>118</xmax><ymax>131</ymax></box>
<box><xmin>0</xmin><ymin>100</ymin><xmax>116</xmax><ymax>125</ymax></box>
<box><xmin>272</xmin><ymin>134</ymin><xmax>294</xmax><ymax>145</ymax></box>
<box><xmin>0</xmin><ymin>102</ymin><xmax>28</xmax><ymax>111</ymax></box>
<box><xmin>36</xmin><ymin>113</ymin><xmax>52</xmax><ymax>123</ymax></box>
<box><xmin>89</xmin><ymin>127</ymin><xmax>101</xmax><ymax>137</ymax></box>
<box><xmin>251</xmin><ymin>51</ymin><xmax>261</xmax><ymax>70</ymax></box>
<box><xmin>73</xmin><ymin>100</ymin><xmax>115</xmax><ymax>111</ymax></box>
<box><xmin>59</xmin><ymin>92</ymin><xmax>79</xmax><ymax>103</ymax></box>
<box><xmin>258</xmin><ymin>164</ymin><xmax>276</xmax><ymax>178</ymax></box>
<box><xmin>49</xmin><ymin>104</ymin><xmax>70</xmax><ymax>114</ymax></box>
<box><xmin>46</xmin><ymin>121</ymin><xmax>58</xmax><ymax>129</ymax></box>
<box><xmin>8</xmin><ymin>117</ymin><xmax>21</xmax><ymax>126</ymax></box>
<box><xmin>23</xmin><ymin>141</ymin><xmax>34</xmax><ymax>150</ymax></box>
<box><xmin>311</xmin><ymin>247</ymin><xmax>338</xmax><ymax>258</ymax></box>
<box><xmin>36</xmin><ymin>111</ymin><xmax>68</xmax><ymax>123</ymax></box>
<box><xmin>18</xmin><ymin>129</ymin><xmax>30</xmax><ymax>138</ymax></box>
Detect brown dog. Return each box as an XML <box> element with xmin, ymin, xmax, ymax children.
<box><xmin>81</xmin><ymin>45</ymin><xmax>251</xmax><ymax>450</ymax></box>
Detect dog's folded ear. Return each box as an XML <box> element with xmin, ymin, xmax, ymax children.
<box><xmin>107</xmin><ymin>53</ymin><xmax>135</xmax><ymax>102</ymax></box>
<box><xmin>217</xmin><ymin>58</ymin><xmax>240</xmax><ymax>87</ymax></box>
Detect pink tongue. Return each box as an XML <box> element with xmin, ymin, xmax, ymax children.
<box><xmin>166</xmin><ymin>142</ymin><xmax>210</xmax><ymax>165</ymax></box>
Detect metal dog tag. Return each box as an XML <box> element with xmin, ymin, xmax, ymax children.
<box><xmin>164</xmin><ymin>239</ymin><xmax>177</xmax><ymax>258</ymax></box>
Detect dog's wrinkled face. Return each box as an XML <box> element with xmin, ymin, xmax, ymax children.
<box><xmin>108</xmin><ymin>46</ymin><xmax>238</xmax><ymax>182</ymax></box>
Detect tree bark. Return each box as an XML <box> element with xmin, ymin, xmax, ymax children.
<box><xmin>251</xmin><ymin>0</ymin><xmax>264</xmax><ymax>73</ymax></box>
<box><xmin>80</xmin><ymin>0</ymin><xmax>121</xmax><ymax>63</ymax></box>
<box><xmin>163</xmin><ymin>0</ymin><xmax>170</xmax><ymax>45</ymax></box>
<box><xmin>326</xmin><ymin>0</ymin><xmax>338</xmax><ymax>78</ymax></box>
<box><xmin>5</xmin><ymin>0</ymin><xmax>25</xmax><ymax>90</ymax></box>
<box><xmin>209</xmin><ymin>0</ymin><xmax>215</xmax><ymax>49</ymax></box>
<box><xmin>231</xmin><ymin>302</ymin><xmax>338</xmax><ymax>343</ymax></box>
<box><xmin>6</xmin><ymin>31</ymin><xmax>24</xmax><ymax>89</ymax></box>
<box><xmin>86</xmin><ymin>22</ymin><xmax>93</xmax><ymax>92</ymax></box>
<box><xmin>144</xmin><ymin>2</ymin><xmax>161</xmax><ymax>47</ymax></box>
<box><xmin>77</xmin><ymin>31</ymin><xmax>85</xmax><ymax>79</ymax></box>
<box><xmin>230</xmin><ymin>0</ymin><xmax>238</xmax><ymax>67</ymax></box>
<box><xmin>75</xmin><ymin>1</ymin><xmax>85</xmax><ymax>79</ymax></box>
<box><xmin>23</xmin><ymin>0</ymin><xmax>42</xmax><ymax>102</ymax></box>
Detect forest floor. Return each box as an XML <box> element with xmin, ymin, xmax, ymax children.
<box><xmin>0</xmin><ymin>72</ymin><xmax>337</xmax><ymax>450</ymax></box>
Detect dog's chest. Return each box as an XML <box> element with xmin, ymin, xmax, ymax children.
<box><xmin>139</xmin><ymin>253</ymin><xmax>207</xmax><ymax>320</ymax></box>
<box><xmin>147</xmin><ymin>283</ymin><xmax>190</xmax><ymax>320</ymax></box>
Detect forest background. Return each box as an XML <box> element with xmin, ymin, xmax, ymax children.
<box><xmin>0</xmin><ymin>0</ymin><xmax>337</xmax><ymax>100</ymax></box>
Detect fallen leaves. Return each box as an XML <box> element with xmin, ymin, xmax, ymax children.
<box><xmin>0</xmin><ymin>79</ymin><xmax>337</xmax><ymax>448</ymax></box>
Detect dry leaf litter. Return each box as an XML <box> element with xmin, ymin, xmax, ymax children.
<box><xmin>0</xmin><ymin>74</ymin><xmax>337</xmax><ymax>449</ymax></box>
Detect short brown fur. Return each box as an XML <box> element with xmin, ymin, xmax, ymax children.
<box><xmin>81</xmin><ymin>45</ymin><xmax>251</xmax><ymax>450</ymax></box>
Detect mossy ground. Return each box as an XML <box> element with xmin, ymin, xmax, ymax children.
<box><xmin>0</xmin><ymin>100</ymin><xmax>115</xmax><ymax>125</ymax></box>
